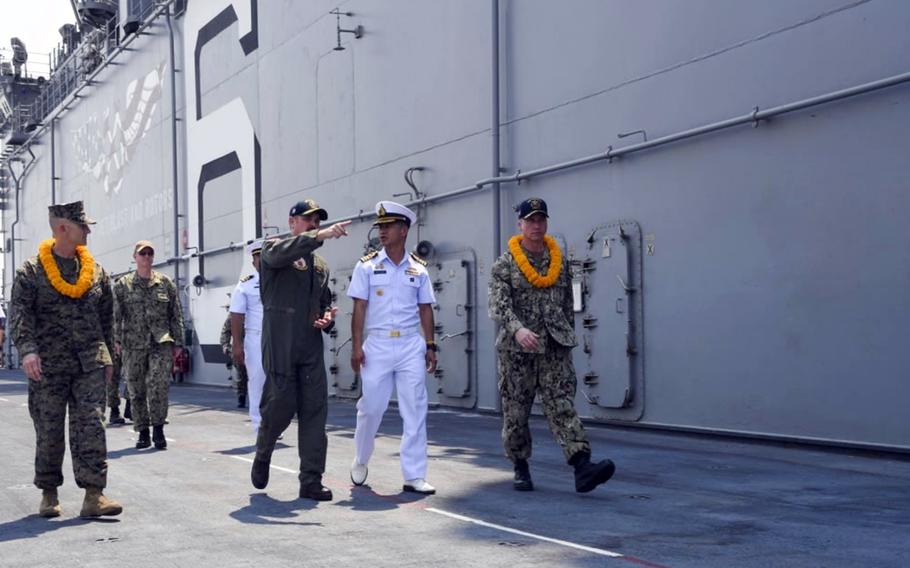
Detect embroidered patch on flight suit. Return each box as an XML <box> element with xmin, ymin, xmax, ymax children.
<box><xmin>293</xmin><ymin>258</ymin><xmax>308</xmax><ymax>271</ymax></box>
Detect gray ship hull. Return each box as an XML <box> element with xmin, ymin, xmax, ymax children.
<box><xmin>2</xmin><ymin>0</ymin><xmax>909</xmax><ymax>451</ymax></box>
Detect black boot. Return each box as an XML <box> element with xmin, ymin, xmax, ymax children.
<box><xmin>570</xmin><ymin>451</ymin><xmax>615</xmax><ymax>493</ymax></box>
<box><xmin>300</xmin><ymin>480</ymin><xmax>333</xmax><ymax>501</ymax></box>
<box><xmin>251</xmin><ymin>457</ymin><xmax>270</xmax><ymax>489</ymax></box>
<box><xmin>109</xmin><ymin>406</ymin><xmax>126</xmax><ymax>425</ymax></box>
<box><xmin>136</xmin><ymin>428</ymin><xmax>151</xmax><ymax>449</ymax></box>
<box><xmin>237</xmin><ymin>394</ymin><xmax>246</xmax><ymax>408</ymax></box>
<box><xmin>123</xmin><ymin>399</ymin><xmax>132</xmax><ymax>420</ymax></box>
<box><xmin>152</xmin><ymin>425</ymin><xmax>167</xmax><ymax>450</ymax></box>
<box><xmin>513</xmin><ymin>459</ymin><xmax>534</xmax><ymax>491</ymax></box>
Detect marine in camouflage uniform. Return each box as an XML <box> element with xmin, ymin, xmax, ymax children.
<box><xmin>220</xmin><ymin>313</ymin><xmax>248</xmax><ymax>407</ymax></box>
<box><xmin>9</xmin><ymin>201</ymin><xmax>122</xmax><ymax>517</ymax></box>
<box><xmin>489</xmin><ymin>197</ymin><xmax>615</xmax><ymax>493</ymax></box>
<box><xmin>113</xmin><ymin>240</ymin><xmax>184</xmax><ymax>450</ymax></box>
<box><xmin>105</xmin><ymin>349</ymin><xmax>126</xmax><ymax>424</ymax></box>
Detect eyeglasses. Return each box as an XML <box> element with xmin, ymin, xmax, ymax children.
<box><xmin>137</xmin><ymin>250</ymin><xmax>154</xmax><ymax>257</ymax></box>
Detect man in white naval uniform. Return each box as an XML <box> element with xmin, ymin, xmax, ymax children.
<box><xmin>230</xmin><ymin>241</ymin><xmax>265</xmax><ymax>432</ymax></box>
<box><xmin>348</xmin><ymin>201</ymin><xmax>438</xmax><ymax>494</ymax></box>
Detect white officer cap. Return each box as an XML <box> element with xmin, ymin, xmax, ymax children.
<box><xmin>246</xmin><ymin>240</ymin><xmax>263</xmax><ymax>256</ymax></box>
<box><xmin>373</xmin><ymin>201</ymin><xmax>416</xmax><ymax>227</ymax></box>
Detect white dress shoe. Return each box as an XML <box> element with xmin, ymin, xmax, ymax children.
<box><xmin>403</xmin><ymin>478</ymin><xmax>436</xmax><ymax>495</ymax></box>
<box><xmin>351</xmin><ymin>460</ymin><xmax>368</xmax><ymax>486</ymax></box>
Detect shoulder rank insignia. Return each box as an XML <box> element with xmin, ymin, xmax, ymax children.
<box><xmin>360</xmin><ymin>250</ymin><xmax>379</xmax><ymax>263</ymax></box>
<box><xmin>409</xmin><ymin>252</ymin><xmax>428</xmax><ymax>266</ymax></box>
<box><xmin>240</xmin><ymin>274</ymin><xmax>254</xmax><ymax>282</ymax></box>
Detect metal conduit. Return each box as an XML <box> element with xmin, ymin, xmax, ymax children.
<box><xmin>165</xmin><ymin>6</ymin><xmax>181</xmax><ymax>293</ymax></box>
<box><xmin>165</xmin><ymin>68</ymin><xmax>910</xmax><ymax>266</ymax></box>
<box><xmin>491</xmin><ymin>0</ymin><xmax>502</xmax><ymax>260</ymax></box>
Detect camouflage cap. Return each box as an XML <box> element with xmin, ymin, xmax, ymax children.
<box><xmin>289</xmin><ymin>199</ymin><xmax>328</xmax><ymax>220</ymax></box>
<box><xmin>48</xmin><ymin>200</ymin><xmax>96</xmax><ymax>225</ymax></box>
<box><xmin>133</xmin><ymin>240</ymin><xmax>155</xmax><ymax>254</ymax></box>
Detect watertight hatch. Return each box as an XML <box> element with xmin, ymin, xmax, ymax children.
<box><xmin>577</xmin><ymin>220</ymin><xmax>644</xmax><ymax>413</ymax></box>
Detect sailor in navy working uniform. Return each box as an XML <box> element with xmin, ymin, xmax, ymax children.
<box><xmin>348</xmin><ymin>201</ymin><xmax>438</xmax><ymax>494</ymax></box>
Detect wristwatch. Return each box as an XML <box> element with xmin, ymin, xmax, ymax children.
<box><xmin>426</xmin><ymin>340</ymin><xmax>438</xmax><ymax>352</ymax></box>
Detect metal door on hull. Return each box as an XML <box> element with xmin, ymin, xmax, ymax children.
<box><xmin>427</xmin><ymin>254</ymin><xmax>475</xmax><ymax>409</ymax></box>
<box><xmin>327</xmin><ymin>268</ymin><xmax>359</xmax><ymax>398</ymax></box>
<box><xmin>572</xmin><ymin>219</ymin><xmax>645</xmax><ymax>421</ymax></box>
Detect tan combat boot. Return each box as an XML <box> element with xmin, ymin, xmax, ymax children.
<box><xmin>79</xmin><ymin>487</ymin><xmax>123</xmax><ymax>518</ymax></box>
<box><xmin>39</xmin><ymin>489</ymin><xmax>62</xmax><ymax>518</ymax></box>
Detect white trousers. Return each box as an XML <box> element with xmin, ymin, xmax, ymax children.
<box><xmin>244</xmin><ymin>331</ymin><xmax>266</xmax><ymax>430</ymax></box>
<box><xmin>354</xmin><ymin>333</ymin><xmax>429</xmax><ymax>481</ymax></box>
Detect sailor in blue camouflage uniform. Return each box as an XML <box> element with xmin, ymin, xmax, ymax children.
<box><xmin>348</xmin><ymin>201</ymin><xmax>438</xmax><ymax>495</ymax></box>
<box><xmin>489</xmin><ymin>197</ymin><xmax>615</xmax><ymax>493</ymax></box>
<box><xmin>220</xmin><ymin>313</ymin><xmax>248</xmax><ymax>408</ymax></box>
<box><xmin>113</xmin><ymin>240</ymin><xmax>184</xmax><ymax>451</ymax></box>
<box><xmin>9</xmin><ymin>201</ymin><xmax>123</xmax><ymax>518</ymax></box>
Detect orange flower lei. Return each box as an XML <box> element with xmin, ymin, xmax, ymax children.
<box><xmin>37</xmin><ymin>238</ymin><xmax>95</xmax><ymax>299</ymax></box>
<box><xmin>508</xmin><ymin>234</ymin><xmax>562</xmax><ymax>288</ymax></box>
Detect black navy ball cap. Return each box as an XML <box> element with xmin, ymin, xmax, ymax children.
<box><xmin>289</xmin><ymin>199</ymin><xmax>328</xmax><ymax>220</ymax></box>
<box><xmin>516</xmin><ymin>197</ymin><xmax>549</xmax><ymax>219</ymax></box>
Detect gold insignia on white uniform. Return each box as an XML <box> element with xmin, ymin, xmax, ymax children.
<box><xmin>376</xmin><ymin>289</ymin><xmax>384</xmax><ymax>296</ymax></box>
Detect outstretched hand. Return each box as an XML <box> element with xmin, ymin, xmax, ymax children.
<box><xmin>316</xmin><ymin>221</ymin><xmax>352</xmax><ymax>241</ymax></box>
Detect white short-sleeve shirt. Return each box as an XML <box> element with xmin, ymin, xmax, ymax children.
<box><xmin>229</xmin><ymin>272</ymin><xmax>263</xmax><ymax>334</ymax></box>
<box><xmin>347</xmin><ymin>249</ymin><xmax>435</xmax><ymax>332</ymax></box>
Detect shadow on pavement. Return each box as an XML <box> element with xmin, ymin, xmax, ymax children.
<box><xmin>0</xmin><ymin>514</ymin><xmax>119</xmax><ymax>543</ymax></box>
<box><xmin>229</xmin><ymin>493</ymin><xmax>324</xmax><ymax>526</ymax></box>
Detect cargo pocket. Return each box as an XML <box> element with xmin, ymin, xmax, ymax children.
<box><xmin>78</xmin><ymin>344</ymin><xmax>112</xmax><ymax>373</ymax></box>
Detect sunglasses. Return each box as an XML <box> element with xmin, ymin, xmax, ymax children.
<box><xmin>137</xmin><ymin>250</ymin><xmax>155</xmax><ymax>257</ymax></box>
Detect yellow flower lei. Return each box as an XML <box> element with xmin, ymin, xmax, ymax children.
<box><xmin>37</xmin><ymin>238</ymin><xmax>95</xmax><ymax>299</ymax></box>
<box><xmin>508</xmin><ymin>234</ymin><xmax>562</xmax><ymax>288</ymax></box>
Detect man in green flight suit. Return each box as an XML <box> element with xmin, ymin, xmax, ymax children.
<box><xmin>9</xmin><ymin>201</ymin><xmax>123</xmax><ymax>518</ymax></box>
<box><xmin>251</xmin><ymin>199</ymin><xmax>351</xmax><ymax>501</ymax></box>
